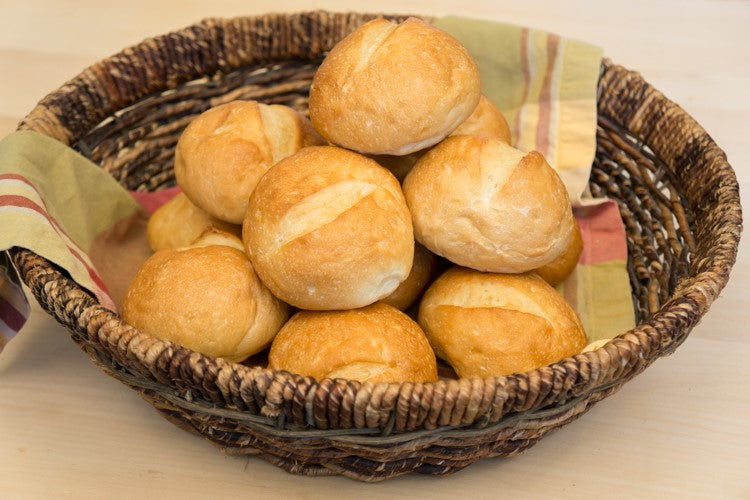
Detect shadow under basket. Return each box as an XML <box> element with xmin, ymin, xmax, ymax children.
<box><xmin>11</xmin><ymin>11</ymin><xmax>742</xmax><ymax>481</ymax></box>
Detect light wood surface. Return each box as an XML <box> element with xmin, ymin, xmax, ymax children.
<box><xmin>1</xmin><ymin>1</ymin><xmax>748</xmax><ymax>497</ymax></box>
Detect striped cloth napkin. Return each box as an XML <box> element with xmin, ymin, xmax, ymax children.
<box><xmin>436</xmin><ymin>17</ymin><xmax>603</xmax><ymax>204</ymax></box>
<box><xmin>0</xmin><ymin>17</ymin><xmax>634</xmax><ymax>351</ymax></box>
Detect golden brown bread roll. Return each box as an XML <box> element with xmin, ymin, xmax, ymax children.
<box><xmin>243</xmin><ymin>146</ymin><xmax>414</xmax><ymax>310</ymax></box>
<box><xmin>418</xmin><ymin>267</ymin><xmax>587</xmax><ymax>377</ymax></box>
<box><xmin>146</xmin><ymin>192</ymin><xmax>241</xmax><ymax>251</ymax></box>
<box><xmin>174</xmin><ymin>100</ymin><xmax>324</xmax><ymax>224</ymax></box>
<box><xmin>582</xmin><ymin>339</ymin><xmax>609</xmax><ymax>353</ymax></box>
<box><xmin>403</xmin><ymin>135</ymin><xmax>575</xmax><ymax>273</ymax></box>
<box><xmin>369</xmin><ymin>95</ymin><xmax>512</xmax><ymax>182</ymax></box>
<box><xmin>309</xmin><ymin>17</ymin><xmax>481</xmax><ymax>155</ymax></box>
<box><xmin>268</xmin><ymin>303</ymin><xmax>438</xmax><ymax>383</ymax></box>
<box><xmin>380</xmin><ymin>242</ymin><xmax>438</xmax><ymax>310</ymax></box>
<box><xmin>122</xmin><ymin>244</ymin><xmax>289</xmax><ymax>363</ymax></box>
<box><xmin>190</xmin><ymin>226</ymin><xmax>245</xmax><ymax>252</ymax></box>
<box><xmin>535</xmin><ymin>217</ymin><xmax>583</xmax><ymax>286</ymax></box>
<box><xmin>450</xmin><ymin>95</ymin><xmax>512</xmax><ymax>143</ymax></box>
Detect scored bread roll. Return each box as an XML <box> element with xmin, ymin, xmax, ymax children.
<box><xmin>370</xmin><ymin>95</ymin><xmax>512</xmax><ymax>182</ymax></box>
<box><xmin>268</xmin><ymin>303</ymin><xmax>438</xmax><ymax>383</ymax></box>
<box><xmin>535</xmin><ymin>217</ymin><xmax>583</xmax><ymax>286</ymax></box>
<box><xmin>309</xmin><ymin>17</ymin><xmax>480</xmax><ymax>155</ymax></box>
<box><xmin>380</xmin><ymin>242</ymin><xmax>438</xmax><ymax>310</ymax></box>
<box><xmin>146</xmin><ymin>192</ymin><xmax>241</xmax><ymax>251</ymax></box>
<box><xmin>175</xmin><ymin>100</ymin><xmax>324</xmax><ymax>224</ymax></box>
<box><xmin>243</xmin><ymin>146</ymin><xmax>414</xmax><ymax>310</ymax></box>
<box><xmin>403</xmin><ymin>135</ymin><xmax>575</xmax><ymax>273</ymax></box>
<box><xmin>418</xmin><ymin>267</ymin><xmax>587</xmax><ymax>377</ymax></box>
<box><xmin>450</xmin><ymin>95</ymin><xmax>511</xmax><ymax>143</ymax></box>
<box><xmin>122</xmin><ymin>244</ymin><xmax>289</xmax><ymax>363</ymax></box>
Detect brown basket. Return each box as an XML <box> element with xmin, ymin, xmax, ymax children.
<box><xmin>10</xmin><ymin>11</ymin><xmax>741</xmax><ymax>481</ymax></box>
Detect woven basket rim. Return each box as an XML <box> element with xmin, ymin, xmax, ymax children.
<box><xmin>12</xmin><ymin>11</ymin><xmax>743</xmax><ymax>437</ymax></box>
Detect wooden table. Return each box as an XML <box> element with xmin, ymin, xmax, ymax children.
<box><xmin>1</xmin><ymin>1</ymin><xmax>748</xmax><ymax>497</ymax></box>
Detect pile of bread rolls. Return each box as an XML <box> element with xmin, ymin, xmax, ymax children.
<box><xmin>123</xmin><ymin>17</ymin><xmax>587</xmax><ymax>384</ymax></box>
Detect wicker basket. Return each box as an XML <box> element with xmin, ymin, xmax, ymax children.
<box><xmin>11</xmin><ymin>11</ymin><xmax>741</xmax><ymax>481</ymax></box>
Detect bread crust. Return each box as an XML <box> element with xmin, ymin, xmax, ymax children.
<box><xmin>380</xmin><ymin>242</ymin><xmax>438</xmax><ymax>310</ymax></box>
<box><xmin>418</xmin><ymin>267</ymin><xmax>586</xmax><ymax>377</ymax></box>
<box><xmin>175</xmin><ymin>101</ymin><xmax>324</xmax><ymax>224</ymax></box>
<box><xmin>243</xmin><ymin>146</ymin><xmax>414</xmax><ymax>310</ymax></box>
<box><xmin>535</xmin><ymin>218</ymin><xmax>583</xmax><ymax>285</ymax></box>
<box><xmin>451</xmin><ymin>95</ymin><xmax>511</xmax><ymax>143</ymax></box>
<box><xmin>268</xmin><ymin>303</ymin><xmax>437</xmax><ymax>383</ymax></box>
<box><xmin>309</xmin><ymin>17</ymin><xmax>480</xmax><ymax>155</ymax></box>
<box><xmin>403</xmin><ymin>136</ymin><xmax>575</xmax><ymax>273</ymax></box>
<box><xmin>123</xmin><ymin>245</ymin><xmax>288</xmax><ymax>362</ymax></box>
<box><xmin>146</xmin><ymin>192</ymin><xmax>241</xmax><ymax>251</ymax></box>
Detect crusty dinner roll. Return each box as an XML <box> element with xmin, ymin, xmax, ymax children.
<box><xmin>403</xmin><ymin>135</ymin><xmax>575</xmax><ymax>273</ymax></box>
<box><xmin>535</xmin><ymin>217</ymin><xmax>583</xmax><ymax>286</ymax></box>
<box><xmin>450</xmin><ymin>95</ymin><xmax>512</xmax><ymax>143</ymax></box>
<box><xmin>309</xmin><ymin>17</ymin><xmax>481</xmax><ymax>155</ymax></box>
<box><xmin>370</xmin><ymin>95</ymin><xmax>512</xmax><ymax>181</ymax></box>
<box><xmin>582</xmin><ymin>339</ymin><xmax>609</xmax><ymax>353</ymax></box>
<box><xmin>380</xmin><ymin>242</ymin><xmax>438</xmax><ymax>310</ymax></box>
<box><xmin>243</xmin><ymin>146</ymin><xmax>414</xmax><ymax>310</ymax></box>
<box><xmin>190</xmin><ymin>226</ymin><xmax>245</xmax><ymax>252</ymax></box>
<box><xmin>174</xmin><ymin>100</ymin><xmax>324</xmax><ymax>224</ymax></box>
<box><xmin>122</xmin><ymin>244</ymin><xmax>289</xmax><ymax>363</ymax></box>
<box><xmin>268</xmin><ymin>303</ymin><xmax>438</xmax><ymax>383</ymax></box>
<box><xmin>418</xmin><ymin>267</ymin><xmax>587</xmax><ymax>377</ymax></box>
<box><xmin>146</xmin><ymin>192</ymin><xmax>241</xmax><ymax>251</ymax></box>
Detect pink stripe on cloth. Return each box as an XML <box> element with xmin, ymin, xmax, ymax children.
<box><xmin>130</xmin><ymin>186</ymin><xmax>181</xmax><ymax>214</ymax></box>
<box><xmin>575</xmin><ymin>200</ymin><xmax>628</xmax><ymax>265</ymax></box>
<box><xmin>1</xmin><ymin>254</ymin><xmax>31</xmax><ymax>346</ymax></box>
<box><xmin>0</xmin><ymin>194</ymin><xmax>112</xmax><ymax>299</ymax></box>
<box><xmin>0</xmin><ymin>293</ymin><xmax>26</xmax><ymax>332</ymax></box>
<box><xmin>514</xmin><ymin>27</ymin><xmax>531</xmax><ymax>147</ymax></box>
<box><xmin>535</xmin><ymin>34</ymin><xmax>560</xmax><ymax>158</ymax></box>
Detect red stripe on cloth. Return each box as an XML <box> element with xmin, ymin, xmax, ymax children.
<box><xmin>0</xmin><ymin>293</ymin><xmax>27</xmax><ymax>332</ymax></box>
<box><xmin>0</xmin><ymin>173</ymin><xmax>37</xmax><ymax>185</ymax></box>
<box><xmin>130</xmin><ymin>186</ymin><xmax>181</xmax><ymax>214</ymax></box>
<box><xmin>66</xmin><ymin>244</ymin><xmax>111</xmax><ymax>298</ymax></box>
<box><xmin>0</xmin><ymin>177</ymin><xmax>81</xmax><ymax>246</ymax></box>
<box><xmin>514</xmin><ymin>27</ymin><xmax>531</xmax><ymax>146</ymax></box>
<box><xmin>535</xmin><ymin>34</ymin><xmax>560</xmax><ymax>157</ymax></box>
<box><xmin>575</xmin><ymin>200</ymin><xmax>628</xmax><ymax>265</ymax></box>
<box><xmin>0</xmin><ymin>195</ymin><xmax>111</xmax><ymax>297</ymax></box>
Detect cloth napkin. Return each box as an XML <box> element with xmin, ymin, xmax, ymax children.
<box><xmin>0</xmin><ymin>17</ymin><xmax>634</xmax><ymax>352</ymax></box>
<box><xmin>435</xmin><ymin>17</ymin><xmax>603</xmax><ymax>204</ymax></box>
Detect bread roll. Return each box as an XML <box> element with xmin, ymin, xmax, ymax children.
<box><xmin>380</xmin><ymin>242</ymin><xmax>438</xmax><ymax>310</ymax></box>
<box><xmin>418</xmin><ymin>267</ymin><xmax>586</xmax><ymax>377</ymax></box>
<box><xmin>123</xmin><ymin>244</ymin><xmax>289</xmax><ymax>363</ymax></box>
<box><xmin>535</xmin><ymin>218</ymin><xmax>582</xmax><ymax>285</ymax></box>
<box><xmin>146</xmin><ymin>192</ymin><xmax>241</xmax><ymax>251</ymax></box>
<box><xmin>403</xmin><ymin>135</ymin><xmax>575</xmax><ymax>273</ymax></box>
<box><xmin>370</xmin><ymin>95</ymin><xmax>512</xmax><ymax>181</ymax></box>
<box><xmin>582</xmin><ymin>339</ymin><xmax>609</xmax><ymax>353</ymax></box>
<box><xmin>243</xmin><ymin>146</ymin><xmax>414</xmax><ymax>310</ymax></box>
<box><xmin>450</xmin><ymin>95</ymin><xmax>511</xmax><ymax>143</ymax></box>
<box><xmin>309</xmin><ymin>17</ymin><xmax>481</xmax><ymax>155</ymax></box>
<box><xmin>174</xmin><ymin>100</ymin><xmax>324</xmax><ymax>224</ymax></box>
<box><xmin>190</xmin><ymin>226</ymin><xmax>245</xmax><ymax>252</ymax></box>
<box><xmin>268</xmin><ymin>303</ymin><xmax>437</xmax><ymax>383</ymax></box>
